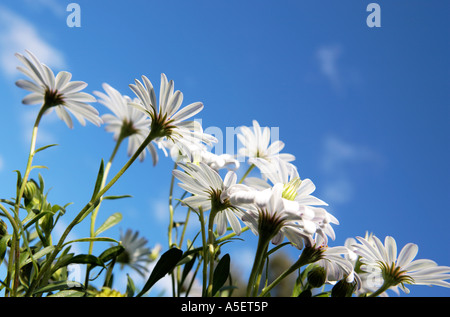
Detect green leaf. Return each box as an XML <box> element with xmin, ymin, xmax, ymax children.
<box><xmin>30</xmin><ymin>165</ymin><xmax>48</xmax><ymax>171</ymax></box>
<box><xmin>0</xmin><ymin>234</ymin><xmax>12</xmax><ymax>265</ymax></box>
<box><xmin>20</xmin><ymin>245</ymin><xmax>55</xmax><ymax>268</ymax></box>
<box><xmin>62</xmin><ymin>237</ymin><xmax>120</xmax><ymax>248</ymax></box>
<box><xmin>94</xmin><ymin>212</ymin><xmax>123</xmax><ymax>236</ymax></box>
<box><xmin>60</xmin><ymin>254</ymin><xmax>105</xmax><ymax>268</ymax></box>
<box><xmin>32</xmin><ymin>280</ymin><xmax>84</xmax><ymax>295</ymax></box>
<box><xmin>180</xmin><ymin>253</ymin><xmax>197</xmax><ymax>287</ymax></box>
<box><xmin>91</xmin><ymin>159</ymin><xmax>105</xmax><ymax>200</ymax></box>
<box><xmin>212</xmin><ymin>253</ymin><xmax>230</xmax><ymax>296</ymax></box>
<box><xmin>47</xmin><ymin>289</ymin><xmax>85</xmax><ymax>297</ymax></box>
<box><xmin>99</xmin><ymin>245</ymin><xmax>125</xmax><ymax>263</ymax></box>
<box><xmin>102</xmin><ymin>195</ymin><xmax>132</xmax><ymax>200</ymax></box>
<box><xmin>33</xmin><ymin>143</ymin><xmax>58</xmax><ymax>155</ymax></box>
<box><xmin>136</xmin><ymin>248</ymin><xmax>183</xmax><ymax>297</ymax></box>
<box><xmin>126</xmin><ymin>274</ymin><xmax>136</xmax><ymax>297</ymax></box>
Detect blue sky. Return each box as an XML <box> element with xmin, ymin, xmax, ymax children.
<box><xmin>0</xmin><ymin>0</ymin><xmax>449</xmax><ymax>297</ymax></box>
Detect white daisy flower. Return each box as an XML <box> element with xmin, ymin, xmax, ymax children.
<box><xmin>242</xmin><ymin>183</ymin><xmax>315</xmax><ymax>249</ymax></box>
<box><xmin>117</xmin><ymin>229</ymin><xmax>154</xmax><ymax>278</ymax></box>
<box><xmin>237</xmin><ymin>120</ymin><xmax>295</xmax><ymax>166</ymax></box>
<box><xmin>245</xmin><ymin>159</ymin><xmax>338</xmax><ymax>246</ymax></box>
<box><xmin>172</xmin><ymin>162</ymin><xmax>252</xmax><ymax>236</ymax></box>
<box><xmin>129</xmin><ymin>74</ymin><xmax>216</xmax><ymax>160</ymax></box>
<box><xmin>352</xmin><ymin>234</ymin><xmax>450</xmax><ymax>296</ymax></box>
<box><xmin>167</xmin><ymin>139</ymin><xmax>240</xmax><ymax>172</ymax></box>
<box><xmin>309</xmin><ymin>235</ymin><xmax>361</xmax><ymax>289</ymax></box>
<box><xmin>15</xmin><ymin>50</ymin><xmax>102</xmax><ymax>128</ymax></box>
<box><xmin>94</xmin><ymin>83</ymin><xmax>158</xmax><ymax>164</ymax></box>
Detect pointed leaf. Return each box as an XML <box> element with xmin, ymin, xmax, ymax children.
<box><xmin>94</xmin><ymin>212</ymin><xmax>122</xmax><ymax>236</ymax></box>
<box><xmin>47</xmin><ymin>289</ymin><xmax>85</xmax><ymax>297</ymax></box>
<box><xmin>32</xmin><ymin>280</ymin><xmax>84</xmax><ymax>295</ymax></box>
<box><xmin>99</xmin><ymin>245</ymin><xmax>125</xmax><ymax>263</ymax></box>
<box><xmin>91</xmin><ymin>159</ymin><xmax>105</xmax><ymax>200</ymax></box>
<box><xmin>20</xmin><ymin>245</ymin><xmax>55</xmax><ymax>268</ymax></box>
<box><xmin>62</xmin><ymin>237</ymin><xmax>120</xmax><ymax>248</ymax></box>
<box><xmin>34</xmin><ymin>144</ymin><xmax>58</xmax><ymax>155</ymax></box>
<box><xmin>61</xmin><ymin>254</ymin><xmax>105</xmax><ymax>268</ymax></box>
<box><xmin>212</xmin><ymin>253</ymin><xmax>230</xmax><ymax>296</ymax></box>
<box><xmin>136</xmin><ymin>248</ymin><xmax>183</xmax><ymax>297</ymax></box>
<box><xmin>102</xmin><ymin>195</ymin><xmax>132</xmax><ymax>200</ymax></box>
<box><xmin>126</xmin><ymin>274</ymin><xmax>136</xmax><ymax>297</ymax></box>
<box><xmin>180</xmin><ymin>253</ymin><xmax>197</xmax><ymax>287</ymax></box>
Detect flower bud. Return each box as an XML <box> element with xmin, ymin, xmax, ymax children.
<box><xmin>0</xmin><ymin>219</ymin><xmax>7</xmax><ymax>238</ymax></box>
<box><xmin>331</xmin><ymin>279</ymin><xmax>356</xmax><ymax>297</ymax></box>
<box><xmin>24</xmin><ymin>179</ymin><xmax>41</xmax><ymax>207</ymax></box>
<box><xmin>307</xmin><ymin>266</ymin><xmax>327</xmax><ymax>288</ymax></box>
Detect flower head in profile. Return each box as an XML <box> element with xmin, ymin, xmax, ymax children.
<box><xmin>307</xmin><ymin>235</ymin><xmax>361</xmax><ymax>291</ymax></box>
<box><xmin>169</xmin><ymin>140</ymin><xmax>240</xmax><ymax>172</ymax></box>
<box><xmin>172</xmin><ymin>162</ymin><xmax>252</xmax><ymax>236</ymax></box>
<box><xmin>94</xmin><ymin>83</ymin><xmax>158</xmax><ymax>164</ymax></box>
<box><xmin>237</xmin><ymin>120</ymin><xmax>295</xmax><ymax>166</ymax></box>
<box><xmin>129</xmin><ymin>74</ymin><xmax>216</xmax><ymax>160</ymax></box>
<box><xmin>117</xmin><ymin>229</ymin><xmax>154</xmax><ymax>277</ymax></box>
<box><xmin>242</xmin><ymin>183</ymin><xmax>314</xmax><ymax>249</ymax></box>
<box><xmin>352</xmin><ymin>234</ymin><xmax>450</xmax><ymax>295</ymax></box>
<box><xmin>245</xmin><ymin>159</ymin><xmax>338</xmax><ymax>246</ymax></box>
<box><xmin>15</xmin><ymin>50</ymin><xmax>102</xmax><ymax>128</ymax></box>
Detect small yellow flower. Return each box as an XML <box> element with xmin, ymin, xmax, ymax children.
<box><xmin>94</xmin><ymin>287</ymin><xmax>125</xmax><ymax>297</ymax></box>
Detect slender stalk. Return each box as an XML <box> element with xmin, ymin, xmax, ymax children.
<box><xmin>368</xmin><ymin>282</ymin><xmax>391</xmax><ymax>297</ymax></box>
<box><xmin>168</xmin><ymin>162</ymin><xmax>177</xmax><ymax>248</ymax></box>
<box><xmin>238</xmin><ymin>164</ymin><xmax>255</xmax><ymax>184</ymax></box>
<box><xmin>25</xmin><ymin>129</ymin><xmax>158</xmax><ymax>296</ymax></box>
<box><xmin>0</xmin><ymin>204</ymin><xmax>20</xmax><ymax>297</ymax></box>
<box><xmin>206</xmin><ymin>208</ymin><xmax>217</xmax><ymax>297</ymax></box>
<box><xmin>258</xmin><ymin>247</ymin><xmax>319</xmax><ymax>297</ymax></box>
<box><xmin>252</xmin><ymin>245</ymin><xmax>269</xmax><ymax>296</ymax></box>
<box><xmin>88</xmin><ymin>135</ymin><xmax>124</xmax><ymax>255</ymax></box>
<box><xmin>246</xmin><ymin>233</ymin><xmax>271</xmax><ymax>297</ymax></box>
<box><xmin>168</xmin><ymin>162</ymin><xmax>179</xmax><ymax>297</ymax></box>
<box><xmin>197</xmin><ymin>207</ymin><xmax>208</xmax><ymax>297</ymax></box>
<box><xmin>10</xmin><ymin>106</ymin><xmax>46</xmax><ymax>296</ymax></box>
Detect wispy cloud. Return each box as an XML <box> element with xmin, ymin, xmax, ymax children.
<box><xmin>316</xmin><ymin>44</ymin><xmax>362</xmax><ymax>94</ymax></box>
<box><xmin>320</xmin><ymin>135</ymin><xmax>384</xmax><ymax>205</ymax></box>
<box><xmin>0</xmin><ymin>5</ymin><xmax>65</xmax><ymax>77</ymax></box>
<box><xmin>317</xmin><ymin>45</ymin><xmax>343</xmax><ymax>92</ymax></box>
<box><xmin>22</xmin><ymin>0</ymin><xmax>67</xmax><ymax>18</ymax></box>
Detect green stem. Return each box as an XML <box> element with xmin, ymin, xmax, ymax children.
<box><xmin>10</xmin><ymin>106</ymin><xmax>46</xmax><ymax>296</ymax></box>
<box><xmin>246</xmin><ymin>234</ymin><xmax>271</xmax><ymax>297</ymax></box>
<box><xmin>238</xmin><ymin>164</ymin><xmax>255</xmax><ymax>184</ymax></box>
<box><xmin>25</xmin><ymin>129</ymin><xmax>158</xmax><ymax>297</ymax></box>
<box><xmin>197</xmin><ymin>207</ymin><xmax>208</xmax><ymax>297</ymax></box>
<box><xmin>206</xmin><ymin>208</ymin><xmax>217</xmax><ymax>297</ymax></box>
<box><xmin>168</xmin><ymin>162</ymin><xmax>177</xmax><ymax>248</ymax></box>
<box><xmin>368</xmin><ymin>282</ymin><xmax>391</xmax><ymax>297</ymax></box>
<box><xmin>252</xmin><ymin>245</ymin><xmax>269</xmax><ymax>297</ymax></box>
<box><xmin>88</xmin><ymin>135</ymin><xmax>124</xmax><ymax>255</ymax></box>
<box><xmin>258</xmin><ymin>247</ymin><xmax>319</xmax><ymax>297</ymax></box>
<box><xmin>0</xmin><ymin>204</ymin><xmax>20</xmax><ymax>297</ymax></box>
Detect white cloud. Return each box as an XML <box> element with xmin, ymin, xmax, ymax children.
<box><xmin>0</xmin><ymin>155</ymin><xmax>4</xmax><ymax>172</ymax></box>
<box><xmin>316</xmin><ymin>45</ymin><xmax>362</xmax><ymax>94</ymax></box>
<box><xmin>317</xmin><ymin>45</ymin><xmax>343</xmax><ymax>92</ymax></box>
<box><xmin>320</xmin><ymin>135</ymin><xmax>383</xmax><ymax>205</ymax></box>
<box><xmin>22</xmin><ymin>0</ymin><xmax>67</xmax><ymax>18</ymax></box>
<box><xmin>0</xmin><ymin>5</ymin><xmax>65</xmax><ymax>77</ymax></box>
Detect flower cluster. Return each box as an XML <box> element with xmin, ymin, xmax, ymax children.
<box><xmin>2</xmin><ymin>50</ymin><xmax>448</xmax><ymax>298</ymax></box>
